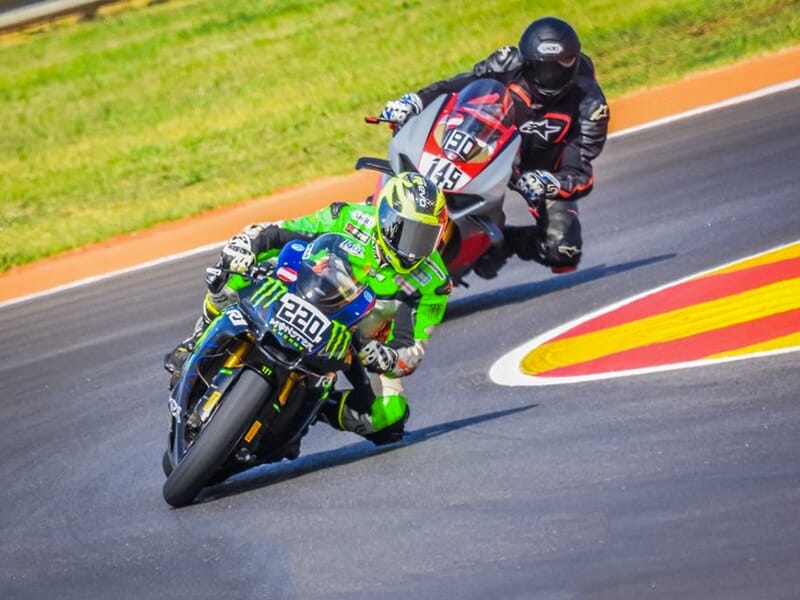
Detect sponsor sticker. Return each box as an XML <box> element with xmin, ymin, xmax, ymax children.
<box><xmin>345</xmin><ymin>222</ymin><xmax>372</xmax><ymax>244</ymax></box>
<box><xmin>351</xmin><ymin>210</ymin><xmax>375</xmax><ymax>228</ymax></box>
<box><xmin>339</xmin><ymin>239</ymin><xmax>364</xmax><ymax>257</ymax></box>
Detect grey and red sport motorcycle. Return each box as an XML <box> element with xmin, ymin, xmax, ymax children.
<box><xmin>358</xmin><ymin>78</ymin><xmax>521</xmax><ymax>285</ymax></box>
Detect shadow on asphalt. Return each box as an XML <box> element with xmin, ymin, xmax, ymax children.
<box><xmin>199</xmin><ymin>403</ymin><xmax>538</xmax><ymax>504</ymax></box>
<box><xmin>445</xmin><ymin>253</ymin><xmax>675</xmax><ymax>321</ymax></box>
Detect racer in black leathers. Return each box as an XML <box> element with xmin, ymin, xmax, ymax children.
<box><xmin>380</xmin><ymin>16</ymin><xmax>610</xmax><ymax>277</ymax></box>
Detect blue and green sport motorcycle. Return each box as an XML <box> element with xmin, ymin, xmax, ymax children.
<box><xmin>162</xmin><ymin>232</ymin><xmax>376</xmax><ymax>508</ymax></box>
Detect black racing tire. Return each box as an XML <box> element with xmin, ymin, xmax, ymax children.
<box><xmin>162</xmin><ymin>450</ymin><xmax>173</xmax><ymax>477</ymax></box>
<box><xmin>162</xmin><ymin>370</ymin><xmax>271</xmax><ymax>508</ymax></box>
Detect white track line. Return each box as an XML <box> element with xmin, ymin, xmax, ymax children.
<box><xmin>0</xmin><ymin>241</ymin><xmax>224</xmax><ymax>308</ymax></box>
<box><xmin>612</xmin><ymin>78</ymin><xmax>800</xmax><ymax>138</ymax></box>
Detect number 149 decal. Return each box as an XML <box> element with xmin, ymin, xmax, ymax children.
<box><xmin>420</xmin><ymin>154</ymin><xmax>466</xmax><ymax>191</ymax></box>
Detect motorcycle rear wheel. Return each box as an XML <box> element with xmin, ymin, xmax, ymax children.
<box><xmin>162</xmin><ymin>370</ymin><xmax>271</xmax><ymax>508</ymax></box>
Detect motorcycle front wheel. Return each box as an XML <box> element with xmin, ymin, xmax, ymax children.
<box><xmin>162</xmin><ymin>450</ymin><xmax>173</xmax><ymax>477</ymax></box>
<box><xmin>162</xmin><ymin>369</ymin><xmax>271</xmax><ymax>508</ymax></box>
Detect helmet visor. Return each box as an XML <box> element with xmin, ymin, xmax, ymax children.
<box><xmin>379</xmin><ymin>201</ymin><xmax>442</xmax><ymax>268</ymax></box>
<box><xmin>525</xmin><ymin>57</ymin><xmax>576</xmax><ymax>95</ymax></box>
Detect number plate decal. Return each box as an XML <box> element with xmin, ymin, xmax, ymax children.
<box><xmin>419</xmin><ymin>153</ymin><xmax>469</xmax><ymax>191</ymax></box>
<box><xmin>269</xmin><ymin>293</ymin><xmax>331</xmax><ymax>350</ymax></box>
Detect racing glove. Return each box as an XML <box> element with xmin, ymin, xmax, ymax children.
<box><xmin>359</xmin><ymin>340</ymin><xmax>399</xmax><ymax>374</ymax></box>
<box><xmin>512</xmin><ymin>170</ymin><xmax>561</xmax><ymax>207</ymax></box>
<box><xmin>379</xmin><ymin>93</ymin><xmax>423</xmax><ymax>126</ymax></box>
<box><xmin>220</xmin><ymin>233</ymin><xmax>256</xmax><ymax>274</ymax></box>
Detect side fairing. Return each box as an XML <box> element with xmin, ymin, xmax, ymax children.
<box><xmin>170</xmin><ymin>308</ymin><xmax>253</xmax><ymax>419</ymax></box>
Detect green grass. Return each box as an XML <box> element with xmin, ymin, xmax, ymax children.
<box><xmin>1</xmin><ymin>0</ymin><xmax>798</xmax><ymax>272</ymax></box>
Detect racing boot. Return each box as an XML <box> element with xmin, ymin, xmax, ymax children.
<box><xmin>163</xmin><ymin>339</ymin><xmax>193</xmax><ymax>374</ymax></box>
<box><xmin>472</xmin><ymin>242</ymin><xmax>512</xmax><ymax>279</ymax></box>
<box><xmin>503</xmin><ymin>225</ymin><xmax>577</xmax><ymax>273</ymax></box>
<box><xmin>503</xmin><ymin>225</ymin><xmax>545</xmax><ymax>263</ymax></box>
<box><xmin>317</xmin><ymin>390</ymin><xmax>409</xmax><ymax>446</ymax></box>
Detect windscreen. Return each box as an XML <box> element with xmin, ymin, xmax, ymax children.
<box><xmin>436</xmin><ymin>79</ymin><xmax>516</xmax><ymax>163</ymax></box>
<box><xmin>295</xmin><ymin>233</ymin><xmax>367</xmax><ymax>314</ymax></box>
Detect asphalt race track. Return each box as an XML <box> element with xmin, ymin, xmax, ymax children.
<box><xmin>2</xmin><ymin>86</ymin><xmax>799</xmax><ymax>600</ymax></box>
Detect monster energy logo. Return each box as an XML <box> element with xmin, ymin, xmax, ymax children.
<box><xmin>250</xmin><ymin>279</ymin><xmax>286</xmax><ymax>307</ymax></box>
<box><xmin>324</xmin><ymin>321</ymin><xmax>351</xmax><ymax>360</ymax></box>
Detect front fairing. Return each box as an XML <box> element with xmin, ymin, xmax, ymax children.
<box><xmin>241</xmin><ymin>237</ymin><xmax>376</xmax><ymax>369</ymax></box>
<box><xmin>389</xmin><ymin>80</ymin><xmax>521</xmax><ymax>210</ymax></box>
<box><xmin>172</xmin><ymin>234</ymin><xmax>376</xmax><ymax>417</ymax></box>
<box><xmin>268</xmin><ymin>240</ymin><xmax>376</xmax><ymax>333</ymax></box>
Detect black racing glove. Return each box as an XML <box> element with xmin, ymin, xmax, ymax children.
<box><xmin>511</xmin><ymin>170</ymin><xmax>561</xmax><ymax>207</ymax></box>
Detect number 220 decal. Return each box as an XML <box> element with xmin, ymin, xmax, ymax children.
<box><xmin>272</xmin><ymin>294</ymin><xmax>330</xmax><ymax>349</ymax></box>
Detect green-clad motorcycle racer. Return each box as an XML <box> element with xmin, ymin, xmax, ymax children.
<box><xmin>164</xmin><ymin>172</ymin><xmax>451</xmax><ymax>449</ymax></box>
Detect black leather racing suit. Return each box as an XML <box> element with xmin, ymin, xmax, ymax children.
<box><xmin>415</xmin><ymin>46</ymin><xmax>610</xmax><ymax>271</ymax></box>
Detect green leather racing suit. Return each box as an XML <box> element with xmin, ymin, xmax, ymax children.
<box><xmin>206</xmin><ymin>201</ymin><xmax>452</xmax><ymax>444</ymax></box>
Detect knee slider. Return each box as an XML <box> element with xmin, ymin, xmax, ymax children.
<box><xmin>370</xmin><ymin>394</ymin><xmax>409</xmax><ymax>431</ymax></box>
<box><xmin>364</xmin><ymin>395</ymin><xmax>409</xmax><ymax>445</ymax></box>
<box><xmin>543</xmin><ymin>213</ymin><xmax>582</xmax><ymax>267</ymax></box>
<box><xmin>332</xmin><ymin>391</ymin><xmax>409</xmax><ymax>441</ymax></box>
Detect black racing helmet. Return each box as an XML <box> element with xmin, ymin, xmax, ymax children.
<box><xmin>519</xmin><ymin>17</ymin><xmax>581</xmax><ymax>100</ymax></box>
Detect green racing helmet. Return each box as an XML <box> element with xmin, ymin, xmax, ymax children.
<box><xmin>375</xmin><ymin>172</ymin><xmax>448</xmax><ymax>273</ymax></box>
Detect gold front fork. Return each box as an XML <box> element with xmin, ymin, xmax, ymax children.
<box><xmin>224</xmin><ymin>334</ymin><xmax>254</xmax><ymax>369</ymax></box>
<box><xmin>243</xmin><ymin>371</ymin><xmax>303</xmax><ymax>444</ymax></box>
<box><xmin>197</xmin><ymin>336</ymin><xmax>255</xmax><ymax>423</ymax></box>
<box><xmin>277</xmin><ymin>371</ymin><xmax>303</xmax><ymax>407</ymax></box>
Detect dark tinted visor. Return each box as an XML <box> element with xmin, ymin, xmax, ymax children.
<box><xmin>379</xmin><ymin>202</ymin><xmax>442</xmax><ymax>267</ymax></box>
<box><xmin>525</xmin><ymin>57</ymin><xmax>576</xmax><ymax>94</ymax></box>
